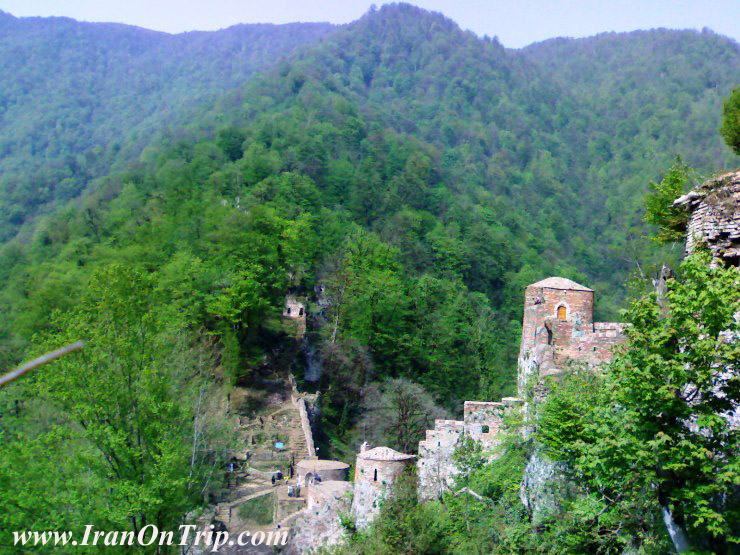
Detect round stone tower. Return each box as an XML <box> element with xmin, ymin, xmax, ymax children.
<box><xmin>351</xmin><ymin>443</ymin><xmax>415</xmax><ymax>527</ymax></box>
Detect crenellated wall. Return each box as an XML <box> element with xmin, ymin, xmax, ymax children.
<box><xmin>418</xmin><ymin>276</ymin><xmax>623</xmax><ymax>503</ymax></box>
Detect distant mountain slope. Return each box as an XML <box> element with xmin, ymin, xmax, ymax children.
<box><xmin>521</xmin><ymin>29</ymin><xmax>740</xmax><ymax>220</ymax></box>
<box><xmin>0</xmin><ymin>3</ymin><xmax>738</xmax><ymax>310</ymax></box>
<box><xmin>0</xmin><ymin>9</ymin><xmax>335</xmax><ymax>238</ymax></box>
<box><xmin>218</xmin><ymin>4</ymin><xmax>738</xmax><ymax>311</ymax></box>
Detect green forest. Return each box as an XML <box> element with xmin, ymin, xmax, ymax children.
<box><xmin>0</xmin><ymin>3</ymin><xmax>738</xmax><ymax>553</ymax></box>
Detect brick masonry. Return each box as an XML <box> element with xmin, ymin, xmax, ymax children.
<box><xmin>518</xmin><ymin>277</ymin><xmax>626</xmax><ymax>397</ymax></box>
<box><xmin>417</xmin><ymin>276</ymin><xmax>625</xmax><ymax>501</ymax></box>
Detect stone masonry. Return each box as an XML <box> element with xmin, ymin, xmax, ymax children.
<box><xmin>673</xmin><ymin>169</ymin><xmax>740</xmax><ymax>266</ymax></box>
<box><xmin>417</xmin><ymin>276</ymin><xmax>625</xmax><ymax>502</ymax></box>
<box><xmin>518</xmin><ymin>277</ymin><xmax>626</xmax><ymax>398</ymax></box>
<box><xmin>417</xmin><ymin>399</ymin><xmax>524</xmax><ymax>501</ymax></box>
<box><xmin>351</xmin><ymin>443</ymin><xmax>415</xmax><ymax>527</ymax></box>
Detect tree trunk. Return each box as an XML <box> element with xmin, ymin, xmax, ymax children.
<box><xmin>661</xmin><ymin>504</ymin><xmax>691</xmax><ymax>553</ymax></box>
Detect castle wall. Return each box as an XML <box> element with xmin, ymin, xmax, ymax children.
<box><xmin>464</xmin><ymin>401</ymin><xmax>505</xmax><ymax>447</ymax></box>
<box><xmin>417</xmin><ymin>399</ymin><xmax>524</xmax><ymax>501</ymax></box>
<box><xmin>417</xmin><ymin>420</ymin><xmax>464</xmax><ymax>501</ymax></box>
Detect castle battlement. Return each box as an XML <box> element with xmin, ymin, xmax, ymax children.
<box><xmin>518</xmin><ymin>276</ymin><xmax>625</xmax><ymax>394</ymax></box>
<box><xmin>417</xmin><ymin>276</ymin><xmax>624</xmax><ymax>501</ymax></box>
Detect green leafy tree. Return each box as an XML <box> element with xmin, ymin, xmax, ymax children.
<box><xmin>720</xmin><ymin>86</ymin><xmax>740</xmax><ymax>155</ymax></box>
<box><xmin>21</xmin><ymin>264</ymin><xmax>231</xmax><ymax>543</ymax></box>
<box><xmin>540</xmin><ymin>251</ymin><xmax>739</xmax><ymax>553</ymax></box>
<box><xmin>644</xmin><ymin>159</ymin><xmax>694</xmax><ymax>243</ymax></box>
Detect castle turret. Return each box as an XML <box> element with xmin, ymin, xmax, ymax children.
<box><xmin>518</xmin><ymin>277</ymin><xmax>625</xmax><ymax>397</ymax></box>
<box><xmin>351</xmin><ymin>446</ymin><xmax>414</xmax><ymax>527</ymax></box>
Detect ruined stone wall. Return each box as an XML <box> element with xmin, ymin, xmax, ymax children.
<box><xmin>553</xmin><ymin>320</ymin><xmax>626</xmax><ymax>368</ymax></box>
<box><xmin>674</xmin><ymin>170</ymin><xmax>740</xmax><ymax>266</ymax></box>
<box><xmin>417</xmin><ymin>399</ymin><xmax>524</xmax><ymax>501</ymax></box>
<box><xmin>284</xmin><ymin>481</ymin><xmax>352</xmax><ymax>555</ymax></box>
<box><xmin>283</xmin><ymin>296</ymin><xmax>306</xmax><ymax>339</ymax></box>
<box><xmin>417</xmin><ymin>420</ymin><xmax>464</xmax><ymax>501</ymax></box>
<box><xmin>464</xmin><ymin>401</ymin><xmax>506</xmax><ymax>447</ymax></box>
<box><xmin>293</xmin><ymin>395</ymin><xmax>316</xmax><ymax>458</ymax></box>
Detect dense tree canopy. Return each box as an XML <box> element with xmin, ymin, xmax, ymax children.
<box><xmin>0</xmin><ymin>4</ymin><xmax>738</xmax><ymax>552</ymax></box>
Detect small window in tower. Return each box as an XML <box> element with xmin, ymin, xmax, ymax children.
<box><xmin>286</xmin><ymin>307</ymin><xmax>291</xmax><ymax>315</ymax></box>
<box><xmin>373</xmin><ymin>469</ymin><xmax>378</xmax><ymax>482</ymax></box>
<box><xmin>299</xmin><ymin>307</ymin><xmax>304</xmax><ymax>316</ymax></box>
<box><xmin>557</xmin><ymin>305</ymin><xmax>567</xmax><ymax>321</ymax></box>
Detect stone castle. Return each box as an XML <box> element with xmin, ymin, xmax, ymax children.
<box><xmin>366</xmin><ymin>170</ymin><xmax>739</xmax><ymax>520</ymax></box>
<box><xmin>417</xmin><ymin>276</ymin><xmax>626</xmax><ymax>501</ymax></box>
<box><xmin>517</xmin><ymin>277</ymin><xmax>626</xmax><ymax>399</ymax></box>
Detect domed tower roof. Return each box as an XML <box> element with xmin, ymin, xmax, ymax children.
<box><xmin>357</xmin><ymin>446</ymin><xmax>415</xmax><ymax>462</ymax></box>
<box><xmin>528</xmin><ymin>277</ymin><xmax>592</xmax><ymax>292</ymax></box>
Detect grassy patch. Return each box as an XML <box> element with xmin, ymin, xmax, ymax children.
<box><xmin>237</xmin><ymin>492</ymin><xmax>275</xmax><ymax>526</ymax></box>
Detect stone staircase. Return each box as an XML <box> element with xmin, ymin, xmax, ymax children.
<box><xmin>207</xmin><ymin>379</ymin><xmax>319</xmax><ymax>538</ymax></box>
<box><xmin>263</xmin><ymin>400</ymin><xmax>312</xmax><ymax>464</ymax></box>
<box><xmin>288</xmin><ymin>423</ymin><xmax>310</xmax><ymax>463</ymax></box>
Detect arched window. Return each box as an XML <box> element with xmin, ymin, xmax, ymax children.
<box><xmin>557</xmin><ymin>305</ymin><xmax>567</xmax><ymax>321</ymax></box>
<box><xmin>373</xmin><ymin>469</ymin><xmax>378</xmax><ymax>482</ymax></box>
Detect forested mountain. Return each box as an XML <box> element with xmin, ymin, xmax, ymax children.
<box><xmin>0</xmin><ymin>4</ymin><xmax>738</xmax><ymax>552</ymax></box>
<box><xmin>522</xmin><ymin>28</ymin><xmax>739</xmax><ymax>245</ymax></box>
<box><xmin>0</xmin><ymin>9</ymin><xmax>335</xmax><ymax>238</ymax></box>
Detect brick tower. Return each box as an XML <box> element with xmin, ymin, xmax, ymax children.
<box><xmin>518</xmin><ymin>277</ymin><xmax>624</xmax><ymax>396</ymax></box>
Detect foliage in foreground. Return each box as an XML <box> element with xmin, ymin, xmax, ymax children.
<box><xmin>0</xmin><ymin>265</ymin><xmax>233</xmax><ymax>552</ymax></box>
<box><xmin>540</xmin><ymin>250</ymin><xmax>739</xmax><ymax>553</ymax></box>
<box><xmin>340</xmin><ymin>251</ymin><xmax>738</xmax><ymax>554</ymax></box>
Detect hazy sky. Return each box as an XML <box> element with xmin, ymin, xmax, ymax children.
<box><xmin>1</xmin><ymin>1</ymin><xmax>738</xmax><ymax>48</ymax></box>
